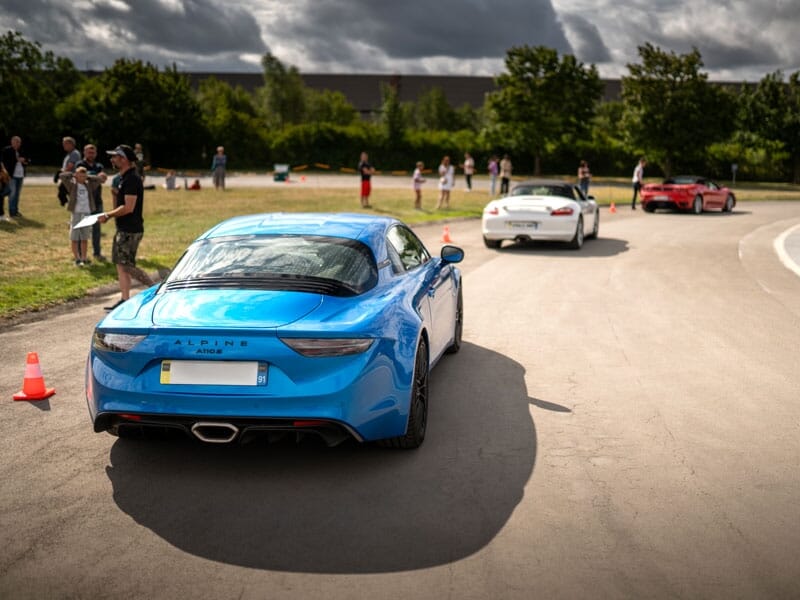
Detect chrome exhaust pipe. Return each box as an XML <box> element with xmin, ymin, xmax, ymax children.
<box><xmin>191</xmin><ymin>421</ymin><xmax>239</xmax><ymax>444</ymax></box>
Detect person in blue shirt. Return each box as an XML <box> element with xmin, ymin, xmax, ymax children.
<box><xmin>211</xmin><ymin>146</ymin><xmax>227</xmax><ymax>190</ymax></box>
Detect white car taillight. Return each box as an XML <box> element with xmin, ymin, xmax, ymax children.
<box><xmin>280</xmin><ymin>337</ymin><xmax>375</xmax><ymax>357</ymax></box>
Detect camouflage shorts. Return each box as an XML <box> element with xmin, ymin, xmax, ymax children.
<box><xmin>112</xmin><ymin>231</ymin><xmax>144</xmax><ymax>267</ymax></box>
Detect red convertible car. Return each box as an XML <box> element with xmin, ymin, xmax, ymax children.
<box><xmin>641</xmin><ymin>176</ymin><xmax>736</xmax><ymax>214</ymax></box>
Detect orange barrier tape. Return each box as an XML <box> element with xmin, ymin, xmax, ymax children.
<box><xmin>391</xmin><ymin>170</ymin><xmax>408</xmax><ymax>176</ymax></box>
<box><xmin>340</xmin><ymin>167</ymin><xmax>357</xmax><ymax>173</ymax></box>
<box><xmin>313</xmin><ymin>163</ymin><xmax>330</xmax><ymax>169</ymax></box>
<box><xmin>293</xmin><ymin>164</ymin><xmax>309</xmax><ymax>171</ymax></box>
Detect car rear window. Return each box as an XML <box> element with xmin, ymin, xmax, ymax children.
<box><xmin>511</xmin><ymin>185</ymin><xmax>572</xmax><ymax>198</ymax></box>
<box><xmin>166</xmin><ymin>235</ymin><xmax>378</xmax><ymax>296</ymax></box>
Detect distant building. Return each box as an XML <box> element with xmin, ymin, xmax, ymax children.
<box><xmin>178</xmin><ymin>72</ymin><xmax>625</xmax><ymax>116</ymax></box>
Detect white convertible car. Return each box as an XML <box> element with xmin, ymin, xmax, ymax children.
<box><xmin>482</xmin><ymin>179</ymin><xmax>599</xmax><ymax>250</ymax></box>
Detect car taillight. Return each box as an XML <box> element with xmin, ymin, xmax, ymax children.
<box><xmin>485</xmin><ymin>206</ymin><xmax>499</xmax><ymax>215</ymax></box>
<box><xmin>550</xmin><ymin>207</ymin><xmax>574</xmax><ymax>216</ymax></box>
<box><xmin>92</xmin><ymin>331</ymin><xmax>147</xmax><ymax>352</ymax></box>
<box><xmin>279</xmin><ymin>337</ymin><xmax>375</xmax><ymax>357</ymax></box>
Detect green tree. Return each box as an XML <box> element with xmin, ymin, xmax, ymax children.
<box><xmin>56</xmin><ymin>59</ymin><xmax>204</xmax><ymax>168</ymax></box>
<box><xmin>0</xmin><ymin>30</ymin><xmax>82</xmax><ymax>158</ymax></box>
<box><xmin>488</xmin><ymin>45</ymin><xmax>603</xmax><ymax>174</ymax></box>
<box><xmin>256</xmin><ymin>53</ymin><xmax>306</xmax><ymax>129</ymax></box>
<box><xmin>197</xmin><ymin>77</ymin><xmax>268</xmax><ymax>168</ymax></box>
<box><xmin>305</xmin><ymin>89</ymin><xmax>358</xmax><ymax>126</ymax></box>
<box><xmin>380</xmin><ymin>82</ymin><xmax>406</xmax><ymax>144</ymax></box>
<box><xmin>415</xmin><ymin>87</ymin><xmax>457</xmax><ymax>130</ymax></box>
<box><xmin>738</xmin><ymin>70</ymin><xmax>800</xmax><ymax>182</ymax></box>
<box><xmin>621</xmin><ymin>43</ymin><xmax>734</xmax><ymax>177</ymax></box>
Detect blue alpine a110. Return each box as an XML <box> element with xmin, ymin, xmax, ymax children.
<box><xmin>86</xmin><ymin>213</ymin><xmax>464</xmax><ymax>449</ymax></box>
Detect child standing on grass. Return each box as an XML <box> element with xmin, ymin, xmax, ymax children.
<box><xmin>60</xmin><ymin>167</ymin><xmax>101</xmax><ymax>266</ymax></box>
<box><xmin>412</xmin><ymin>161</ymin><xmax>425</xmax><ymax>209</ymax></box>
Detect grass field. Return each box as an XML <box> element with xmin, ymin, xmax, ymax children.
<box><xmin>1</xmin><ymin>178</ymin><xmax>798</xmax><ymax>319</ymax></box>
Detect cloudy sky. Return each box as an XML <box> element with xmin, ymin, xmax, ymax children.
<box><xmin>2</xmin><ymin>0</ymin><xmax>798</xmax><ymax>81</ymax></box>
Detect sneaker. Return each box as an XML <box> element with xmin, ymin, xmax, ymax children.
<box><xmin>104</xmin><ymin>299</ymin><xmax>127</xmax><ymax>311</ymax></box>
<box><xmin>10</xmin><ymin>212</ymin><xmax>22</xmax><ymax>218</ymax></box>
<box><xmin>0</xmin><ymin>215</ymin><xmax>10</xmax><ymax>222</ymax></box>
<box><xmin>82</xmin><ymin>258</ymin><xmax>92</xmax><ymax>265</ymax></box>
<box><xmin>75</xmin><ymin>259</ymin><xmax>83</xmax><ymax>266</ymax></box>
<box><xmin>94</xmin><ymin>254</ymin><xmax>108</xmax><ymax>262</ymax></box>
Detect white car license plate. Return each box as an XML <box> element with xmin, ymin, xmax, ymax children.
<box><xmin>654</xmin><ymin>195</ymin><xmax>669</xmax><ymax>201</ymax></box>
<box><xmin>160</xmin><ymin>360</ymin><xmax>268</xmax><ymax>386</ymax></box>
<box><xmin>506</xmin><ymin>221</ymin><xmax>538</xmax><ymax>230</ymax></box>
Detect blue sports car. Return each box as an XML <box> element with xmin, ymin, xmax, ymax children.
<box><xmin>86</xmin><ymin>213</ymin><xmax>464</xmax><ymax>449</ymax></box>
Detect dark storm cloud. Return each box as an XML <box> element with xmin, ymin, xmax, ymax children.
<box><xmin>1</xmin><ymin>0</ymin><xmax>267</xmax><ymax>70</ymax></box>
<box><xmin>267</xmin><ymin>0</ymin><xmax>572</xmax><ymax>66</ymax></box>
<box><xmin>647</xmin><ymin>31</ymin><xmax>781</xmax><ymax>71</ymax></box>
<box><xmin>560</xmin><ymin>14</ymin><xmax>611</xmax><ymax>63</ymax></box>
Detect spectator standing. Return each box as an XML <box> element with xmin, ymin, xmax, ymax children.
<box><xmin>59</xmin><ymin>167</ymin><xmax>101</xmax><ymax>266</ymax></box>
<box><xmin>500</xmin><ymin>154</ymin><xmax>513</xmax><ymax>195</ymax></box>
<box><xmin>1</xmin><ymin>136</ymin><xmax>28</xmax><ymax>220</ymax></box>
<box><xmin>133</xmin><ymin>143</ymin><xmax>147</xmax><ymax>184</ymax></box>
<box><xmin>578</xmin><ymin>160</ymin><xmax>591</xmax><ymax>197</ymax></box>
<box><xmin>357</xmin><ymin>151</ymin><xmax>375</xmax><ymax>208</ymax></box>
<box><xmin>436</xmin><ymin>155</ymin><xmax>455</xmax><ymax>210</ymax></box>
<box><xmin>58</xmin><ymin>136</ymin><xmax>81</xmax><ymax>206</ymax></box>
<box><xmin>412</xmin><ymin>161</ymin><xmax>426</xmax><ymax>209</ymax></box>
<box><xmin>76</xmin><ymin>144</ymin><xmax>109</xmax><ymax>261</ymax></box>
<box><xmin>631</xmin><ymin>157</ymin><xmax>646</xmax><ymax>210</ymax></box>
<box><xmin>487</xmin><ymin>155</ymin><xmax>499</xmax><ymax>196</ymax></box>
<box><xmin>461</xmin><ymin>152</ymin><xmax>475</xmax><ymax>192</ymax></box>
<box><xmin>98</xmin><ymin>145</ymin><xmax>154</xmax><ymax>310</ymax></box>
<box><xmin>211</xmin><ymin>146</ymin><xmax>227</xmax><ymax>190</ymax></box>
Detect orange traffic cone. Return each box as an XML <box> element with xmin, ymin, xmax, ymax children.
<box><xmin>13</xmin><ymin>352</ymin><xmax>56</xmax><ymax>401</ymax></box>
<box><xmin>441</xmin><ymin>225</ymin><xmax>453</xmax><ymax>243</ymax></box>
<box><xmin>609</xmin><ymin>202</ymin><xmax>617</xmax><ymax>214</ymax></box>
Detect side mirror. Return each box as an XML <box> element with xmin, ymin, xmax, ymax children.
<box><xmin>441</xmin><ymin>245</ymin><xmax>464</xmax><ymax>263</ymax></box>
<box><xmin>587</xmin><ymin>195</ymin><xmax>596</xmax><ymax>201</ymax></box>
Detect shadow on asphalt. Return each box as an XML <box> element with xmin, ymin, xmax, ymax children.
<box><xmin>498</xmin><ymin>236</ymin><xmax>629</xmax><ymax>257</ymax></box>
<box><xmin>106</xmin><ymin>341</ymin><xmax>546</xmax><ymax>573</ymax></box>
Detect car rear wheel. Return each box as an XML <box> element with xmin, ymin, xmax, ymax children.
<box><xmin>643</xmin><ymin>203</ymin><xmax>656</xmax><ymax>213</ymax></box>
<box><xmin>692</xmin><ymin>195</ymin><xmax>703</xmax><ymax>214</ymax></box>
<box><xmin>723</xmin><ymin>194</ymin><xmax>734</xmax><ymax>212</ymax></box>
<box><xmin>445</xmin><ymin>287</ymin><xmax>463</xmax><ymax>354</ymax></box>
<box><xmin>568</xmin><ymin>216</ymin><xmax>584</xmax><ymax>249</ymax></box>
<box><xmin>379</xmin><ymin>338</ymin><xmax>429</xmax><ymax>449</ymax></box>
<box><xmin>483</xmin><ymin>236</ymin><xmax>502</xmax><ymax>249</ymax></box>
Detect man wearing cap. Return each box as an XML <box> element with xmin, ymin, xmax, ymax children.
<box><xmin>98</xmin><ymin>144</ymin><xmax>154</xmax><ymax>310</ymax></box>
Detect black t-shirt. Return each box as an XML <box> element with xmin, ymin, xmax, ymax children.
<box><xmin>115</xmin><ymin>168</ymin><xmax>144</xmax><ymax>233</ymax></box>
<box><xmin>358</xmin><ymin>161</ymin><xmax>372</xmax><ymax>182</ymax></box>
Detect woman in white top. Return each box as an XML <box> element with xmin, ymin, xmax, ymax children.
<box><xmin>437</xmin><ymin>155</ymin><xmax>454</xmax><ymax>210</ymax></box>
<box><xmin>412</xmin><ymin>161</ymin><xmax>426</xmax><ymax>209</ymax></box>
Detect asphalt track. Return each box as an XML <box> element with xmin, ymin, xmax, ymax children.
<box><xmin>1</xmin><ymin>181</ymin><xmax>800</xmax><ymax>599</ymax></box>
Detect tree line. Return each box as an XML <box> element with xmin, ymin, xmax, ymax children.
<box><xmin>1</xmin><ymin>31</ymin><xmax>798</xmax><ymax>183</ymax></box>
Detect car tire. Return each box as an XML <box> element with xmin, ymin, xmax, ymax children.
<box><xmin>692</xmin><ymin>195</ymin><xmax>703</xmax><ymax>215</ymax></box>
<box><xmin>483</xmin><ymin>236</ymin><xmax>501</xmax><ymax>249</ymax></box>
<box><xmin>379</xmin><ymin>338</ymin><xmax>429</xmax><ymax>449</ymax></box>
<box><xmin>568</xmin><ymin>216</ymin><xmax>584</xmax><ymax>249</ymax></box>
<box><xmin>723</xmin><ymin>194</ymin><xmax>734</xmax><ymax>212</ymax></box>
<box><xmin>445</xmin><ymin>287</ymin><xmax>463</xmax><ymax>355</ymax></box>
<box><xmin>643</xmin><ymin>203</ymin><xmax>656</xmax><ymax>213</ymax></box>
<box><xmin>587</xmin><ymin>210</ymin><xmax>599</xmax><ymax>239</ymax></box>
